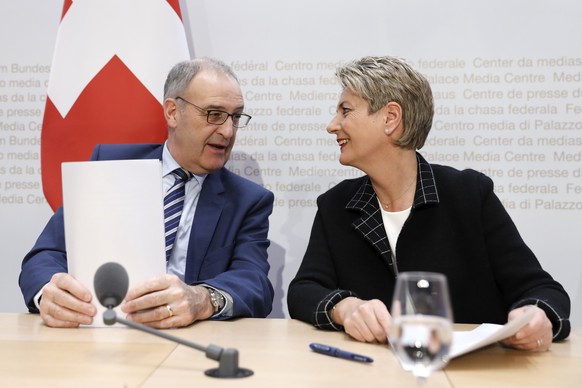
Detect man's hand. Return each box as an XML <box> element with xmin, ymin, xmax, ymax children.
<box><xmin>39</xmin><ymin>273</ymin><xmax>97</xmax><ymax>328</ymax></box>
<box><xmin>332</xmin><ymin>297</ymin><xmax>392</xmax><ymax>343</ymax></box>
<box><xmin>120</xmin><ymin>274</ymin><xmax>214</xmax><ymax>328</ymax></box>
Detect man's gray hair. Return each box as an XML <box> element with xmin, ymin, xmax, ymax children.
<box><xmin>164</xmin><ymin>57</ymin><xmax>239</xmax><ymax>100</ymax></box>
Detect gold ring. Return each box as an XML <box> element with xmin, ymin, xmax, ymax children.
<box><xmin>536</xmin><ymin>338</ymin><xmax>543</xmax><ymax>347</ymax></box>
<box><xmin>166</xmin><ymin>304</ymin><xmax>174</xmax><ymax>318</ymax></box>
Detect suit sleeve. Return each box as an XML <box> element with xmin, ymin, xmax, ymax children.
<box><xmin>477</xmin><ymin>173</ymin><xmax>571</xmax><ymax>340</ymax></box>
<box><xmin>287</xmin><ymin>197</ymin><xmax>350</xmax><ymax>327</ymax></box>
<box><xmin>197</xmin><ymin>187</ymin><xmax>275</xmax><ymax>319</ymax></box>
<box><xmin>18</xmin><ymin>144</ymin><xmax>127</xmax><ymax>312</ymax></box>
<box><xmin>18</xmin><ymin>207</ymin><xmax>68</xmax><ymax>312</ymax></box>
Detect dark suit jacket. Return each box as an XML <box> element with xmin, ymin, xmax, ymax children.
<box><xmin>288</xmin><ymin>154</ymin><xmax>570</xmax><ymax>340</ymax></box>
<box><xmin>20</xmin><ymin>144</ymin><xmax>275</xmax><ymax>318</ymax></box>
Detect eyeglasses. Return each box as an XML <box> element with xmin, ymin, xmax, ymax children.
<box><xmin>175</xmin><ymin>97</ymin><xmax>252</xmax><ymax>128</ymax></box>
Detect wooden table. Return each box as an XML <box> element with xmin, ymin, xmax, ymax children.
<box><xmin>1</xmin><ymin>314</ymin><xmax>579</xmax><ymax>387</ymax></box>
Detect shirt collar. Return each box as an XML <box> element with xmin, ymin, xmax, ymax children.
<box><xmin>162</xmin><ymin>141</ymin><xmax>207</xmax><ymax>186</ymax></box>
<box><xmin>347</xmin><ymin>152</ymin><xmax>440</xmax><ymax>213</ymax></box>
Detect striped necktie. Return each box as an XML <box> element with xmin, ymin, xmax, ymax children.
<box><xmin>164</xmin><ymin>168</ymin><xmax>192</xmax><ymax>261</ymax></box>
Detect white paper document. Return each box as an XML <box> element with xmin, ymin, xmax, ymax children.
<box><xmin>62</xmin><ymin>159</ymin><xmax>167</xmax><ymax>327</ymax></box>
<box><xmin>450</xmin><ymin>308</ymin><xmax>536</xmax><ymax>358</ymax></box>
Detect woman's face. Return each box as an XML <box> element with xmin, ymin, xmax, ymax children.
<box><xmin>326</xmin><ymin>88</ymin><xmax>388</xmax><ymax>170</ymax></box>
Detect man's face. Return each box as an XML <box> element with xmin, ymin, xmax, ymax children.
<box><xmin>165</xmin><ymin>70</ymin><xmax>244</xmax><ymax>174</ymax></box>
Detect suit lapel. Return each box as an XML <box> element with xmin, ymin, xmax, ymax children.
<box><xmin>346</xmin><ymin>153</ymin><xmax>440</xmax><ymax>275</ymax></box>
<box><xmin>184</xmin><ymin>170</ymin><xmax>225</xmax><ymax>283</ymax></box>
<box><xmin>346</xmin><ymin>178</ymin><xmax>394</xmax><ymax>270</ymax></box>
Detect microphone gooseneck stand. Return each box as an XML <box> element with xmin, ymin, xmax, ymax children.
<box><xmin>102</xmin><ymin>309</ymin><xmax>253</xmax><ymax>378</ymax></box>
<box><xmin>94</xmin><ymin>261</ymin><xmax>252</xmax><ymax>379</ymax></box>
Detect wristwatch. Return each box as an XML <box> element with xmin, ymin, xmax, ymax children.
<box><xmin>206</xmin><ymin>287</ymin><xmax>226</xmax><ymax>313</ymax></box>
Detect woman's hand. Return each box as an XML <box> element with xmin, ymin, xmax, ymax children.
<box><xmin>331</xmin><ymin>297</ymin><xmax>392</xmax><ymax>343</ymax></box>
<box><xmin>501</xmin><ymin>305</ymin><xmax>553</xmax><ymax>352</ymax></box>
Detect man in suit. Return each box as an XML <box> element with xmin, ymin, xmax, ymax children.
<box><xmin>19</xmin><ymin>58</ymin><xmax>275</xmax><ymax>328</ymax></box>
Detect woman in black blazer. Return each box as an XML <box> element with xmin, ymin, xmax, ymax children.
<box><xmin>287</xmin><ymin>56</ymin><xmax>570</xmax><ymax>351</ymax></box>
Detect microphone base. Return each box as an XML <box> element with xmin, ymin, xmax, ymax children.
<box><xmin>205</xmin><ymin>367</ymin><xmax>253</xmax><ymax>379</ymax></box>
<box><xmin>204</xmin><ymin>347</ymin><xmax>253</xmax><ymax>378</ymax></box>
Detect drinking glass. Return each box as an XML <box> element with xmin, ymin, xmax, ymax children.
<box><xmin>389</xmin><ymin>272</ymin><xmax>453</xmax><ymax>384</ymax></box>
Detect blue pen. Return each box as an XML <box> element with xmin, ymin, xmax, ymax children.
<box><xmin>309</xmin><ymin>343</ymin><xmax>374</xmax><ymax>363</ymax></box>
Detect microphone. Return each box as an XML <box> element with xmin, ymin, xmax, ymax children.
<box><xmin>93</xmin><ymin>262</ymin><xmax>253</xmax><ymax>378</ymax></box>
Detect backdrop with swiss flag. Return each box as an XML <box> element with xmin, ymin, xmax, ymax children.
<box><xmin>41</xmin><ymin>0</ymin><xmax>190</xmax><ymax>211</ymax></box>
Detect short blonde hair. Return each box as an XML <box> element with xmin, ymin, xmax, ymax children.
<box><xmin>336</xmin><ymin>56</ymin><xmax>433</xmax><ymax>150</ymax></box>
